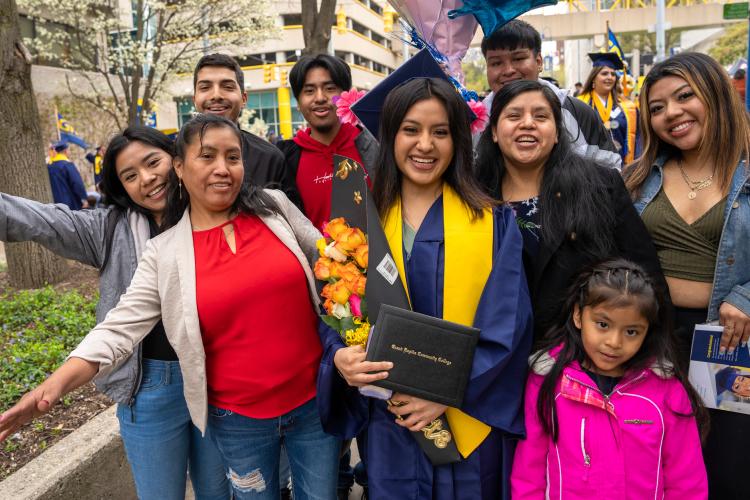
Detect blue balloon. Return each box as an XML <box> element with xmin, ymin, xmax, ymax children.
<box><xmin>448</xmin><ymin>0</ymin><xmax>558</xmax><ymax>37</ymax></box>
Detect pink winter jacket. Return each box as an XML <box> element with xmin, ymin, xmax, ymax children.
<box><xmin>511</xmin><ymin>349</ymin><xmax>707</xmax><ymax>499</ymax></box>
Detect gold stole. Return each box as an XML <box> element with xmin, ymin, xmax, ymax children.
<box><xmin>382</xmin><ymin>184</ymin><xmax>494</xmax><ymax>458</ymax></box>
<box><xmin>578</xmin><ymin>91</ymin><xmax>612</xmax><ymax>125</ymax></box>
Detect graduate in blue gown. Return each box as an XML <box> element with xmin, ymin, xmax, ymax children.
<box><xmin>317</xmin><ymin>77</ymin><xmax>533</xmax><ymax>500</ymax></box>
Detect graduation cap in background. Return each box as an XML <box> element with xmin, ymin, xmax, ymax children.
<box><xmin>350</xmin><ymin>48</ymin><xmax>476</xmax><ymax>140</ymax></box>
<box><xmin>588</xmin><ymin>51</ymin><xmax>625</xmax><ymax>71</ymax></box>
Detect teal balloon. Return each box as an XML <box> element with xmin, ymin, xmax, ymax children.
<box><xmin>448</xmin><ymin>0</ymin><xmax>558</xmax><ymax>37</ymax></box>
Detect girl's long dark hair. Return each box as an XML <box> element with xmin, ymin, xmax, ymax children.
<box><xmin>533</xmin><ymin>258</ymin><xmax>708</xmax><ymax>442</ymax></box>
<box><xmin>475</xmin><ymin>80</ymin><xmax>615</xmax><ymax>259</ymax></box>
<box><xmin>162</xmin><ymin>114</ymin><xmax>280</xmax><ymax>229</ymax></box>
<box><xmin>372</xmin><ymin>77</ymin><xmax>494</xmax><ymax>219</ymax></box>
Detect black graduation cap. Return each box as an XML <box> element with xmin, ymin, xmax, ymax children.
<box><xmin>588</xmin><ymin>52</ymin><xmax>624</xmax><ymax>70</ymax></box>
<box><xmin>351</xmin><ymin>48</ymin><xmax>475</xmax><ymax>140</ymax></box>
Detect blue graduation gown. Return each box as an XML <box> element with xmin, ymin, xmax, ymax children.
<box><xmin>317</xmin><ymin>199</ymin><xmax>534</xmax><ymax>500</ymax></box>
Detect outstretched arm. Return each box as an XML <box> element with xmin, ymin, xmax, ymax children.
<box><xmin>0</xmin><ymin>358</ymin><xmax>97</xmax><ymax>441</ymax></box>
<box><xmin>1</xmin><ymin>238</ymin><xmax>163</xmax><ymax>440</ymax></box>
<box><xmin>0</xmin><ymin>192</ymin><xmax>111</xmax><ymax>268</ymax></box>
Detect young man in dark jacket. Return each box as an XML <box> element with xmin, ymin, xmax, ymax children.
<box><xmin>192</xmin><ymin>54</ymin><xmax>300</xmax><ymax>205</ymax></box>
<box><xmin>278</xmin><ymin>54</ymin><xmax>379</xmax><ymax>230</ymax></box>
<box><xmin>279</xmin><ymin>54</ymin><xmax>376</xmax><ymax>499</ymax></box>
<box><xmin>478</xmin><ymin>20</ymin><xmax>622</xmax><ymax>170</ymax></box>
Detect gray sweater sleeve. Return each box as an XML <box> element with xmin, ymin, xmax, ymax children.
<box><xmin>0</xmin><ymin>193</ymin><xmax>110</xmax><ymax>268</ymax></box>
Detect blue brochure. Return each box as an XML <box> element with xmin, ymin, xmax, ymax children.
<box><xmin>689</xmin><ymin>324</ymin><xmax>750</xmax><ymax>415</ymax></box>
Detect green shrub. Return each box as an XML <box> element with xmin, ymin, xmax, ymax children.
<box><xmin>0</xmin><ymin>287</ymin><xmax>97</xmax><ymax>412</ymax></box>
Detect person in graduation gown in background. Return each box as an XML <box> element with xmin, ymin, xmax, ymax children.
<box><xmin>578</xmin><ymin>52</ymin><xmax>641</xmax><ymax>165</ymax></box>
<box><xmin>318</xmin><ymin>73</ymin><xmax>534</xmax><ymax>500</ymax></box>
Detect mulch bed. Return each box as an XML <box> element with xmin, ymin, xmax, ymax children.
<box><xmin>0</xmin><ymin>260</ymin><xmax>113</xmax><ymax>482</ymax></box>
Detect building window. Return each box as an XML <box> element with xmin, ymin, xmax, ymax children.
<box><xmin>372</xmin><ymin>62</ymin><xmax>386</xmax><ymax>74</ymax></box>
<box><xmin>178</xmin><ymin>93</ymin><xmax>304</xmax><ymax>141</ymax></box>
<box><xmin>236</xmin><ymin>53</ymin><xmax>277</xmax><ymax>66</ymax></box>
<box><xmin>369</xmin><ymin>1</ymin><xmax>383</xmax><ymax>15</ymax></box>
<box><xmin>282</xmin><ymin>14</ymin><xmax>302</xmax><ymax>26</ymax></box>
<box><xmin>177</xmin><ymin>98</ymin><xmax>196</xmax><ymax>128</ymax></box>
<box><xmin>246</xmin><ymin>91</ymin><xmax>305</xmax><ymax>139</ymax></box>
<box><xmin>371</xmin><ymin>32</ymin><xmax>385</xmax><ymax>46</ymax></box>
<box><xmin>334</xmin><ymin>51</ymin><xmax>351</xmax><ymax>63</ymax></box>
<box><xmin>351</xmin><ymin>20</ymin><xmax>369</xmax><ymax>37</ymax></box>
<box><xmin>285</xmin><ymin>50</ymin><xmax>301</xmax><ymax>63</ymax></box>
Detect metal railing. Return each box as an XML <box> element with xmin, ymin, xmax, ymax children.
<box><xmin>565</xmin><ymin>0</ymin><xmax>720</xmax><ymax>12</ymax></box>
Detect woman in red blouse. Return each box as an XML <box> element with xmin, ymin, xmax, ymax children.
<box><xmin>0</xmin><ymin>114</ymin><xmax>339</xmax><ymax>500</ymax></box>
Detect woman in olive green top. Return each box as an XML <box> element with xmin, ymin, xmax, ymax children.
<box><xmin>625</xmin><ymin>52</ymin><xmax>750</xmax><ymax>500</ymax></box>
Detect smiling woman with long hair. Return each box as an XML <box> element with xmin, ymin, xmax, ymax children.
<box><xmin>0</xmin><ymin>126</ymin><xmax>230</xmax><ymax>500</ymax></box>
<box><xmin>624</xmin><ymin>52</ymin><xmax>750</xmax><ymax>499</ymax></box>
<box><xmin>322</xmin><ymin>77</ymin><xmax>534</xmax><ymax>500</ymax></box>
<box><xmin>0</xmin><ymin>115</ymin><xmax>340</xmax><ymax>500</ymax></box>
<box><xmin>578</xmin><ymin>52</ymin><xmax>641</xmax><ymax>164</ymax></box>
<box><xmin>475</xmin><ymin>79</ymin><xmax>664</xmax><ymax>343</ymax></box>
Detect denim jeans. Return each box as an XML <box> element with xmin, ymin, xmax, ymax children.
<box><xmin>208</xmin><ymin>398</ymin><xmax>340</xmax><ymax>500</ymax></box>
<box><xmin>116</xmin><ymin>359</ymin><xmax>230</xmax><ymax>500</ymax></box>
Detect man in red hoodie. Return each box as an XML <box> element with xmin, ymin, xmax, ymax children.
<box><xmin>278</xmin><ymin>54</ymin><xmax>379</xmax><ymax>231</ymax></box>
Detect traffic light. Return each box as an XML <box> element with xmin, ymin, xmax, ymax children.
<box><xmin>383</xmin><ymin>5</ymin><xmax>395</xmax><ymax>33</ymax></box>
<box><xmin>336</xmin><ymin>6</ymin><xmax>346</xmax><ymax>34</ymax></box>
<box><xmin>263</xmin><ymin>64</ymin><xmax>273</xmax><ymax>83</ymax></box>
<box><xmin>279</xmin><ymin>69</ymin><xmax>288</xmax><ymax>87</ymax></box>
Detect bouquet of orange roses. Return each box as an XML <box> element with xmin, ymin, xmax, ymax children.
<box><xmin>314</xmin><ymin>217</ymin><xmax>370</xmax><ymax>347</ymax></box>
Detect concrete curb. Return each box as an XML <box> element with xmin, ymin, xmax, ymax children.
<box><xmin>0</xmin><ymin>405</ymin><xmax>136</xmax><ymax>499</ymax></box>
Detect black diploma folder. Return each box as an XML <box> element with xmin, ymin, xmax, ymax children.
<box><xmin>366</xmin><ymin>304</ymin><xmax>480</xmax><ymax>408</ymax></box>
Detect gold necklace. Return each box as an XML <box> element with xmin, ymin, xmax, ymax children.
<box><xmin>677</xmin><ymin>159</ymin><xmax>714</xmax><ymax>200</ymax></box>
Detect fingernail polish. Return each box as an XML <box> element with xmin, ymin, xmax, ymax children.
<box><xmin>720</xmin><ymin>347</ymin><xmax>726</xmax><ymax>355</ymax></box>
<box><xmin>729</xmin><ymin>347</ymin><xmax>735</xmax><ymax>355</ymax></box>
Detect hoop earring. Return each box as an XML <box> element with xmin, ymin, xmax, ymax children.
<box><xmin>178</xmin><ymin>179</ymin><xmax>182</xmax><ymax>200</ymax></box>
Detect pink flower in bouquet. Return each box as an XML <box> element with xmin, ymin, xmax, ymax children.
<box><xmin>349</xmin><ymin>294</ymin><xmax>363</xmax><ymax>317</ymax></box>
<box><xmin>468</xmin><ymin>99</ymin><xmax>489</xmax><ymax>135</ymax></box>
<box><xmin>335</xmin><ymin>88</ymin><xmax>366</xmax><ymax>125</ymax></box>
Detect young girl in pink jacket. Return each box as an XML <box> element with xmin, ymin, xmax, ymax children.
<box><xmin>512</xmin><ymin>259</ymin><xmax>708</xmax><ymax>499</ymax></box>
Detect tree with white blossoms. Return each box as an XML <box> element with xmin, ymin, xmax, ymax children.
<box><xmin>18</xmin><ymin>0</ymin><xmax>278</xmax><ymax>128</ymax></box>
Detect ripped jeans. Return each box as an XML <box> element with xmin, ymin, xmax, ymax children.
<box><xmin>208</xmin><ymin>398</ymin><xmax>340</xmax><ymax>500</ymax></box>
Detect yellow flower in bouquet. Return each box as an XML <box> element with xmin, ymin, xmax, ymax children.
<box><xmin>329</xmin><ymin>279</ymin><xmax>352</xmax><ymax>305</ymax></box>
<box><xmin>315</xmin><ymin>216</ymin><xmax>370</xmax><ymax>347</ymax></box>
<box><xmin>316</xmin><ymin>238</ymin><xmax>328</xmax><ymax>258</ymax></box>
<box><xmin>324</xmin><ymin>217</ymin><xmax>349</xmax><ymax>239</ymax></box>
<box><xmin>344</xmin><ymin>319</ymin><xmax>371</xmax><ymax>348</ymax></box>
<box><xmin>337</xmin><ymin>261</ymin><xmax>362</xmax><ymax>281</ymax></box>
<box><xmin>314</xmin><ymin>257</ymin><xmax>333</xmax><ymax>280</ymax></box>
<box><xmin>353</xmin><ymin>244</ymin><xmax>368</xmax><ymax>269</ymax></box>
<box><xmin>334</xmin><ymin>227</ymin><xmax>367</xmax><ymax>254</ymax></box>
<box><xmin>344</xmin><ymin>275</ymin><xmax>367</xmax><ymax>296</ymax></box>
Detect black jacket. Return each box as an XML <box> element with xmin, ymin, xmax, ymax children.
<box><xmin>528</xmin><ymin>166</ymin><xmax>666</xmax><ymax>341</ymax></box>
<box><xmin>276</xmin><ymin>126</ymin><xmax>380</xmax><ymax>215</ymax></box>
<box><xmin>241</xmin><ymin>130</ymin><xmax>301</xmax><ymax>207</ymax></box>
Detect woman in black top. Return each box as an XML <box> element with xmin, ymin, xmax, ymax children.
<box><xmin>475</xmin><ymin>80</ymin><xmax>665</xmax><ymax>341</ymax></box>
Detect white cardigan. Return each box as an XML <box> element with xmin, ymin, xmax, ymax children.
<box><xmin>69</xmin><ymin>190</ymin><xmax>322</xmax><ymax>433</ymax></box>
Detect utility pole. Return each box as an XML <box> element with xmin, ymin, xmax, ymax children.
<box><xmin>655</xmin><ymin>0</ymin><xmax>666</xmax><ymax>61</ymax></box>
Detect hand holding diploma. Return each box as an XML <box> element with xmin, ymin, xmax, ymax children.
<box><xmin>334</xmin><ymin>345</ymin><xmax>393</xmax><ymax>387</ymax></box>
<box><xmin>387</xmin><ymin>393</ymin><xmax>448</xmax><ymax>432</ymax></box>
